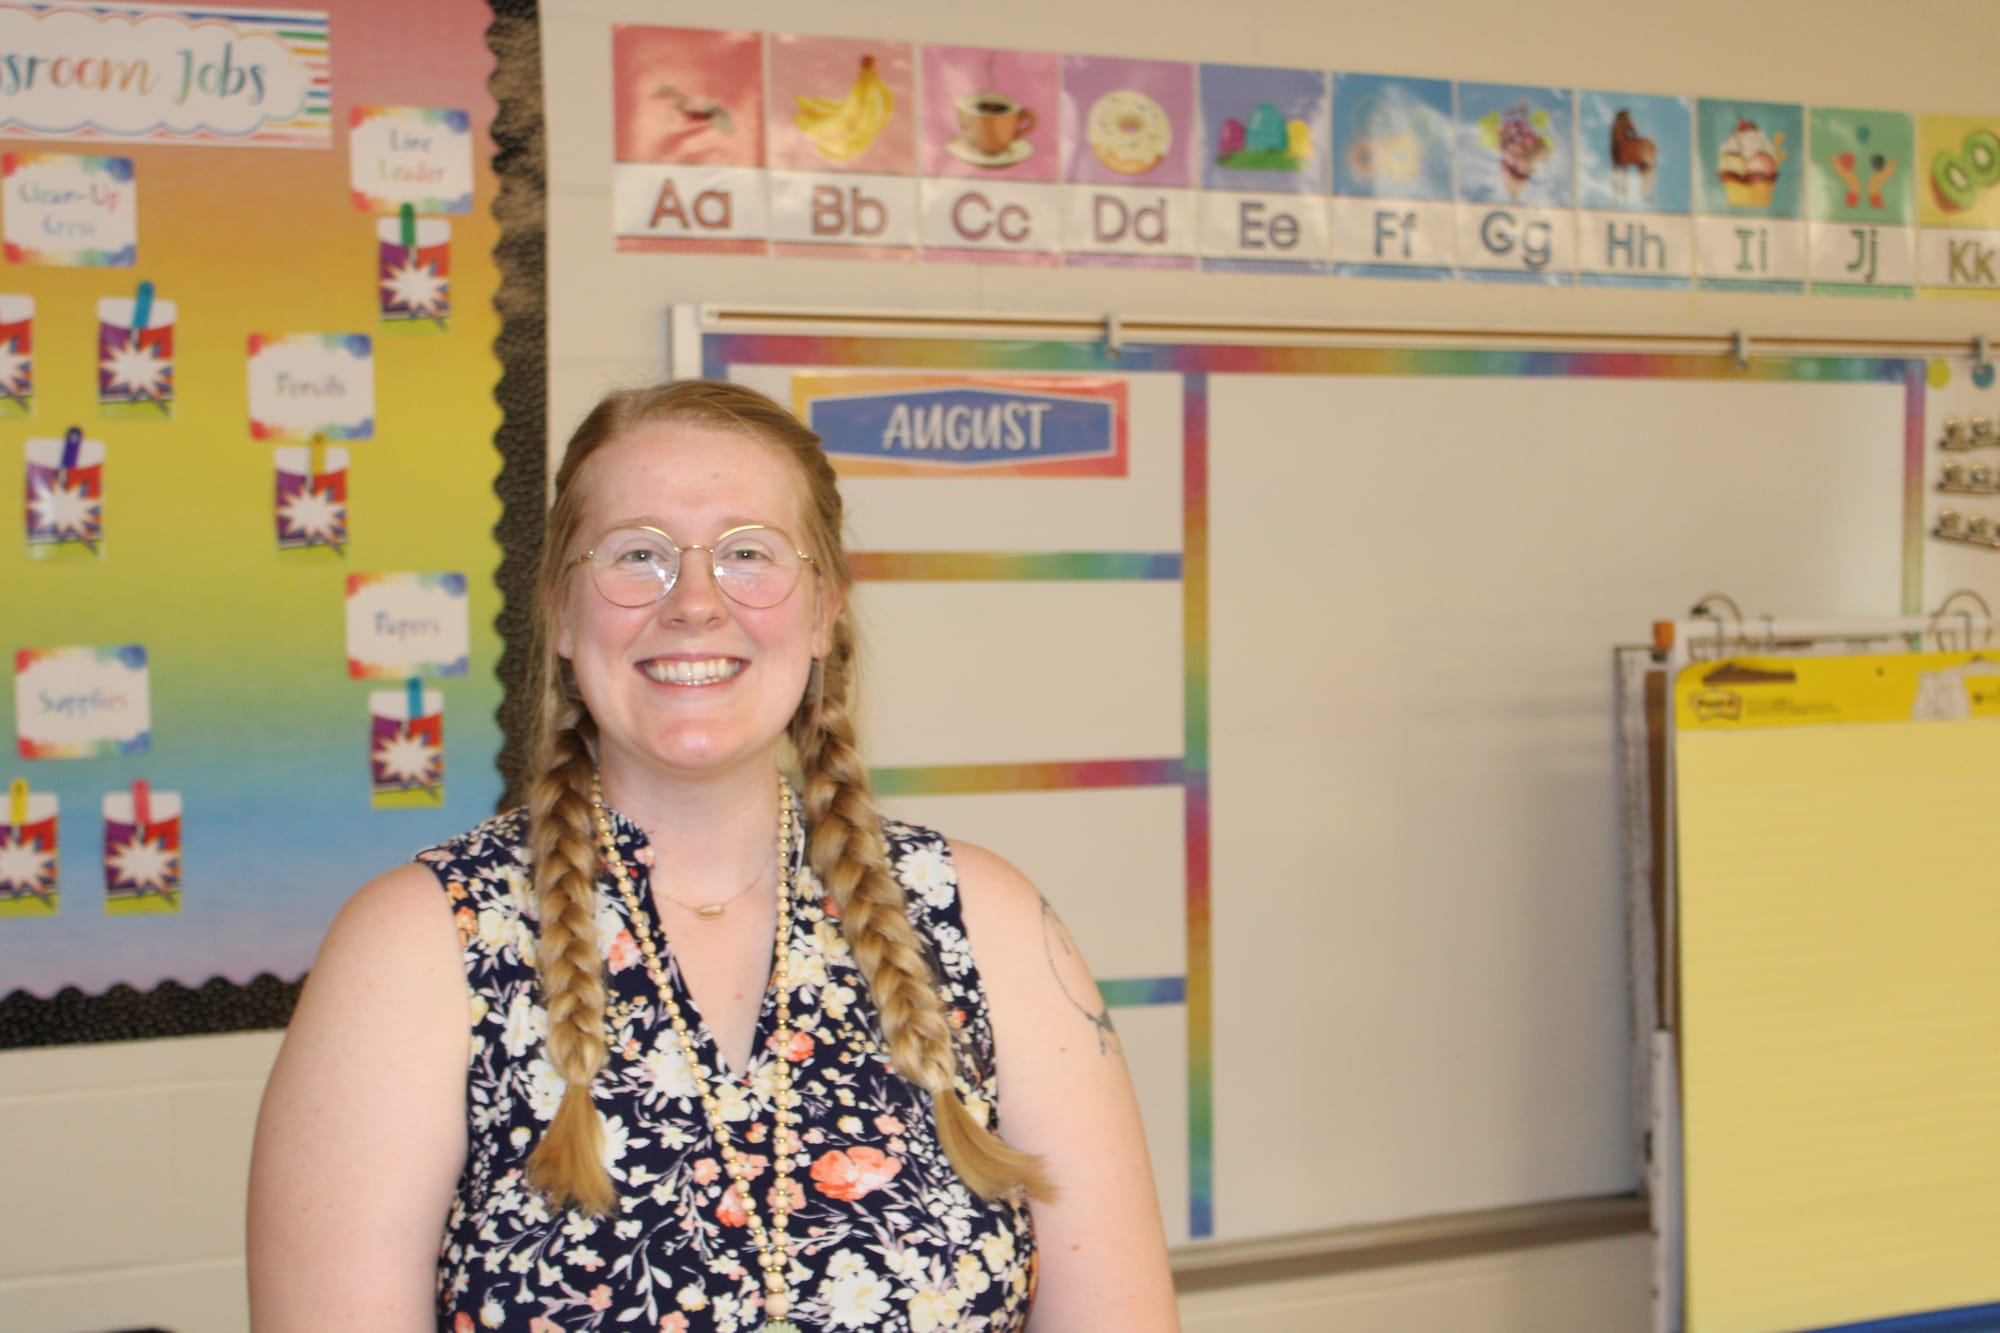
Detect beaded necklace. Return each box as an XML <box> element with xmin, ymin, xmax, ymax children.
<box><xmin>591</xmin><ymin>774</ymin><xmax>804</xmax><ymax>1333</ymax></box>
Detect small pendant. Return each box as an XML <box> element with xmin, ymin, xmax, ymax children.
<box><xmin>696</xmin><ymin>903</ymin><xmax>726</xmax><ymax>920</ymax></box>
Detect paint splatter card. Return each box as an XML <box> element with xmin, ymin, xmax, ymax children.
<box><xmin>0</xmin><ymin>295</ymin><xmax>33</xmax><ymax>417</ymax></box>
<box><xmin>103</xmin><ymin>782</ymin><xmax>180</xmax><ymax>915</ymax></box>
<box><xmin>0</xmin><ymin>783</ymin><xmax>59</xmax><ymax>917</ymax></box>
<box><xmin>97</xmin><ymin>286</ymin><xmax>175</xmax><ymax>416</ymax></box>
<box><xmin>370</xmin><ymin>682</ymin><xmax>443</xmax><ymax>808</ymax></box>
<box><xmin>247</xmin><ymin>333</ymin><xmax>374</xmax><ymax>441</ymax></box>
<box><xmin>25</xmin><ymin>430</ymin><xmax>104</xmax><ymax>556</ymax></box>
<box><xmin>2</xmin><ymin>154</ymin><xmax>137</xmax><ymax>266</ymax></box>
<box><xmin>346</xmin><ymin>573</ymin><xmax>469</xmax><ymax>679</ymax></box>
<box><xmin>273</xmin><ymin>443</ymin><xmax>348</xmax><ymax>551</ymax></box>
<box><xmin>378</xmin><ymin>214</ymin><xmax>450</xmax><ymax>330</ymax></box>
<box><xmin>14</xmin><ymin>645</ymin><xmax>149</xmax><ymax>758</ymax></box>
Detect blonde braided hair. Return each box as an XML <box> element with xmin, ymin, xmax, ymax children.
<box><xmin>522</xmin><ymin>381</ymin><xmax>1051</xmax><ymax>1213</ymax></box>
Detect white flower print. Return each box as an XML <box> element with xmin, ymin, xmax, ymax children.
<box><xmin>500</xmin><ymin>991</ymin><xmax>545</xmax><ymax>1058</ymax></box>
<box><xmin>821</xmin><ymin>1258</ymin><xmax>894</xmax><ymax>1328</ymax></box>
<box><xmin>897</xmin><ymin>845</ymin><xmax>955</xmax><ymax>908</ymax></box>
<box><xmin>524</xmin><ymin>1056</ymin><xmax>563</xmax><ymax>1120</ymax></box>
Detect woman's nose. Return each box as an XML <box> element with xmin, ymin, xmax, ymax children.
<box><xmin>658</xmin><ymin>546</ymin><xmax>726</xmax><ymax>623</ymax></box>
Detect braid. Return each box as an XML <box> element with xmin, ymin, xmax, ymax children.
<box><xmin>524</xmin><ymin>698</ymin><xmax>617</xmax><ymax>1215</ymax></box>
<box><xmin>794</xmin><ymin>620</ymin><xmax>1055</xmax><ymax>1203</ymax></box>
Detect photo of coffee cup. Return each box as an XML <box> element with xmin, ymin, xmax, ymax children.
<box><xmin>955</xmin><ymin>92</ymin><xmax>1036</xmax><ymax>159</ymax></box>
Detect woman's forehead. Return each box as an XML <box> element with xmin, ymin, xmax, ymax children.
<box><xmin>575</xmin><ymin>423</ymin><xmax>808</xmax><ymax>529</ymax></box>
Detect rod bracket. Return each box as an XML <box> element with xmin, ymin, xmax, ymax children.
<box><xmin>1104</xmin><ymin>313</ymin><xmax>1123</xmax><ymax>357</ymax></box>
<box><xmin>1731</xmin><ymin>329</ymin><xmax>1750</xmax><ymax>370</ymax></box>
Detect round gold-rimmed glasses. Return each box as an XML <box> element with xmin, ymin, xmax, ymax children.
<box><xmin>572</xmin><ymin>524</ymin><xmax>814</xmax><ymax>610</ymax></box>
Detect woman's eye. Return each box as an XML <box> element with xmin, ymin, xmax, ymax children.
<box><xmin>726</xmin><ymin>545</ymin><xmax>771</xmax><ymax>562</ymax></box>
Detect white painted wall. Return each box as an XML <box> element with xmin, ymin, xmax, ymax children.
<box><xmin>5</xmin><ymin>1</ymin><xmax>1990</xmax><ymax>1329</ymax></box>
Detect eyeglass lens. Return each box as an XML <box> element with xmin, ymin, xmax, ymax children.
<box><xmin>587</xmin><ymin>525</ymin><xmax>802</xmax><ymax>609</ymax></box>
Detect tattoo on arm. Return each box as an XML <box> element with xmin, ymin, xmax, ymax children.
<box><xmin>1039</xmin><ymin>894</ymin><xmax>1120</xmax><ymax>1055</ymax></box>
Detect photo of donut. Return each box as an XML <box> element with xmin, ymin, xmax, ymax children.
<box><xmin>1088</xmin><ymin>89</ymin><xmax>1172</xmax><ymax>175</ymax></box>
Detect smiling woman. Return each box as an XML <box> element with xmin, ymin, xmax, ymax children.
<box><xmin>246</xmin><ymin>379</ymin><xmax>1179</xmax><ymax>1333</ymax></box>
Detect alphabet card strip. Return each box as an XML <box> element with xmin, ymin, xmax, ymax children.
<box><xmin>1807</xmin><ymin>107</ymin><xmax>1916</xmax><ymax>297</ymax></box>
<box><xmin>611</xmin><ymin>25</ymin><xmax>769</xmax><ymax>255</ymax></box>
<box><xmin>1695</xmin><ymin>98</ymin><xmax>1807</xmax><ymax>293</ymax></box>
<box><xmin>1198</xmin><ymin>64</ymin><xmax>1332</xmax><ymax>274</ymax></box>
<box><xmin>1329</xmin><ymin>74</ymin><xmax>1456</xmax><ymax>280</ymax></box>
<box><xmin>0</xmin><ymin>294</ymin><xmax>34</xmax><ymax>416</ymax></box>
<box><xmin>349</xmin><ymin>106</ymin><xmax>473</xmax><ymax>215</ymax></box>
<box><xmin>378</xmin><ymin>206</ymin><xmax>450</xmax><ymax>331</ymax></box>
<box><xmin>766</xmin><ymin>35</ymin><xmax>918</xmax><ymax>260</ymax></box>
<box><xmin>1061</xmin><ymin>55</ymin><xmax>1197</xmax><ymax>269</ymax></box>
<box><xmin>917</xmin><ymin>44</ymin><xmax>1061</xmax><ymax>265</ymax></box>
<box><xmin>247</xmin><ymin>332</ymin><xmax>374</xmax><ymax>441</ymax></box>
<box><xmin>1915</xmin><ymin>114</ymin><xmax>2000</xmax><ymax>298</ymax></box>
<box><xmin>97</xmin><ymin>281</ymin><xmax>175</xmax><ymax>416</ymax></box>
<box><xmin>274</xmin><ymin>442</ymin><xmax>347</xmax><ymax>551</ymax></box>
<box><xmin>1575</xmin><ymin>91</ymin><xmax>1694</xmax><ymax>290</ymax></box>
<box><xmin>25</xmin><ymin>427</ymin><xmax>104</xmax><ymax>556</ymax></box>
<box><xmin>14</xmin><ymin>645</ymin><xmax>149</xmax><ymax>759</ymax></box>
<box><xmin>103</xmin><ymin>779</ymin><xmax>180</xmax><ymax>915</ymax></box>
<box><xmin>345</xmin><ymin>572</ymin><xmax>469</xmax><ymax>679</ymax></box>
<box><xmin>369</xmin><ymin>679</ymin><xmax>443</xmax><ymax>808</ymax></box>
<box><xmin>1456</xmin><ymin>82</ymin><xmax>1576</xmax><ymax>284</ymax></box>
<box><xmin>0</xmin><ymin>780</ymin><xmax>59</xmax><ymax>918</ymax></box>
<box><xmin>2</xmin><ymin>153</ymin><xmax>136</xmax><ymax>266</ymax></box>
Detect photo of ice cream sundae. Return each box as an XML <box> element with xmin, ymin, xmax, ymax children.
<box><xmin>1717</xmin><ymin>118</ymin><xmax>1786</xmax><ymax>207</ymax></box>
<box><xmin>1480</xmin><ymin>101</ymin><xmax>1553</xmax><ymax>199</ymax></box>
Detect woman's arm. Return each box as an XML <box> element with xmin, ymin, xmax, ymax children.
<box><xmin>950</xmin><ymin>839</ymin><xmax>1181</xmax><ymax>1332</ymax></box>
<box><xmin>247</xmin><ymin>863</ymin><xmax>471</xmax><ymax>1330</ymax></box>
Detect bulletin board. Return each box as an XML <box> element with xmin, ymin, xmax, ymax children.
<box><xmin>0</xmin><ymin>0</ymin><xmax>527</xmax><ymax>1045</ymax></box>
<box><xmin>691</xmin><ymin>317</ymin><xmax>1923</xmax><ymax>1246</ymax></box>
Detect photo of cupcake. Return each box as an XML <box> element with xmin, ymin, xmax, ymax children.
<box><xmin>1717</xmin><ymin>118</ymin><xmax>1785</xmax><ymax>207</ymax></box>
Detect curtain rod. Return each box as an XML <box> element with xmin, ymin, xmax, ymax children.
<box><xmin>694</xmin><ymin>303</ymin><xmax>1997</xmax><ymax>361</ymax></box>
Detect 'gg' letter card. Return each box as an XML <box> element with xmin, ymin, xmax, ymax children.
<box><xmin>0</xmin><ymin>783</ymin><xmax>59</xmax><ymax>916</ymax></box>
<box><xmin>247</xmin><ymin>333</ymin><xmax>375</xmax><ymax>441</ymax></box>
<box><xmin>15</xmin><ymin>645</ymin><xmax>150</xmax><ymax>758</ymax></box>
<box><xmin>103</xmin><ymin>782</ymin><xmax>180</xmax><ymax>914</ymax></box>
<box><xmin>346</xmin><ymin>573</ymin><xmax>469</xmax><ymax>679</ymax></box>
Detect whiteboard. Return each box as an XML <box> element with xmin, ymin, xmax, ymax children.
<box><xmin>712</xmin><ymin>336</ymin><xmax>1913</xmax><ymax>1246</ymax></box>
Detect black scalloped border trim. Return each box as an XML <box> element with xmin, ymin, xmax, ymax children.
<box><xmin>0</xmin><ymin>0</ymin><xmax>547</xmax><ymax>1051</ymax></box>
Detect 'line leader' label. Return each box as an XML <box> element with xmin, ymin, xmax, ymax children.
<box><xmin>792</xmin><ymin>373</ymin><xmax>1129</xmax><ymax>477</ymax></box>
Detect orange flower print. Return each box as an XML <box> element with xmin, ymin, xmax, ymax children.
<box><xmin>454</xmin><ymin>1315</ymin><xmax>474</xmax><ymax>1333</ymax></box>
<box><xmin>692</xmin><ymin>1157</ymin><xmax>721</xmax><ymax>1186</ymax></box>
<box><xmin>446</xmin><ymin>879</ymin><xmax>468</xmax><ymax>900</ymax></box>
<box><xmin>809</xmin><ymin>1145</ymin><xmax>903</xmax><ymax>1201</ymax></box>
<box><xmin>821</xmin><ymin>893</ymin><xmax>842</xmax><ymax>919</ymax></box>
<box><xmin>659</xmin><ymin>1317</ymin><xmax>690</xmax><ymax>1333</ymax></box>
<box><xmin>717</xmin><ymin>1183</ymin><xmax>750</xmax><ymax>1226</ymax></box>
<box><xmin>454</xmin><ymin>907</ymin><xmax>476</xmax><ymax>944</ymax></box>
<box><xmin>588</xmin><ymin>1284</ymin><xmax>613</xmax><ymax>1311</ymax></box>
<box><xmin>873</xmin><ymin>1114</ymin><xmax>904</xmax><ymax>1135</ymax></box>
<box><xmin>770</xmin><ymin>1028</ymin><xmax>815</xmax><ymax>1062</ymax></box>
<box><xmin>607</xmin><ymin>927</ymin><xmax>640</xmax><ymax>973</ymax></box>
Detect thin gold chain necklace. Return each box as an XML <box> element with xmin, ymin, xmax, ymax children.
<box><xmin>656</xmin><ymin>843</ymin><xmax>774</xmax><ymax>919</ymax></box>
<box><xmin>591</xmin><ymin>774</ymin><xmax>803</xmax><ymax>1333</ymax></box>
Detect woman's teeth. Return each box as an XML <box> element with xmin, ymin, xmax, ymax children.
<box><xmin>641</xmin><ymin>658</ymin><xmax>743</xmax><ymax>685</ymax></box>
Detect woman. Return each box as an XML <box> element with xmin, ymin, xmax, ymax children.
<box><xmin>247</xmin><ymin>381</ymin><xmax>1178</xmax><ymax>1331</ymax></box>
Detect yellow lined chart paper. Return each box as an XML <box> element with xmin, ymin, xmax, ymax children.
<box><xmin>1675</xmin><ymin>653</ymin><xmax>2000</xmax><ymax>1333</ymax></box>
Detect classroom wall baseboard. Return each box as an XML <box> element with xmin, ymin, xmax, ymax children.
<box><xmin>1171</xmin><ymin>1194</ymin><xmax>1648</xmax><ymax>1293</ymax></box>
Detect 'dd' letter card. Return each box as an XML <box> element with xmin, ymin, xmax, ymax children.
<box><xmin>15</xmin><ymin>645</ymin><xmax>149</xmax><ymax>758</ymax></box>
<box><xmin>346</xmin><ymin>573</ymin><xmax>469</xmax><ymax>679</ymax></box>
<box><xmin>350</xmin><ymin>106</ymin><xmax>473</xmax><ymax>215</ymax></box>
<box><xmin>2</xmin><ymin>153</ymin><xmax>136</xmax><ymax>266</ymax></box>
<box><xmin>247</xmin><ymin>333</ymin><xmax>374</xmax><ymax>441</ymax></box>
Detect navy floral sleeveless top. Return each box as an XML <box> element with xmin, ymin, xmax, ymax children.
<box><xmin>416</xmin><ymin>807</ymin><xmax>1036</xmax><ymax>1333</ymax></box>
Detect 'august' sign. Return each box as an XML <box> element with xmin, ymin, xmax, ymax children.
<box><xmin>794</xmin><ymin>373</ymin><xmax>1129</xmax><ymax>477</ymax></box>
<box><xmin>0</xmin><ymin>4</ymin><xmax>330</xmax><ymax>148</ymax></box>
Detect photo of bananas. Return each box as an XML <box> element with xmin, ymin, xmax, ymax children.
<box><xmin>794</xmin><ymin>54</ymin><xmax>894</xmax><ymax>161</ymax></box>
